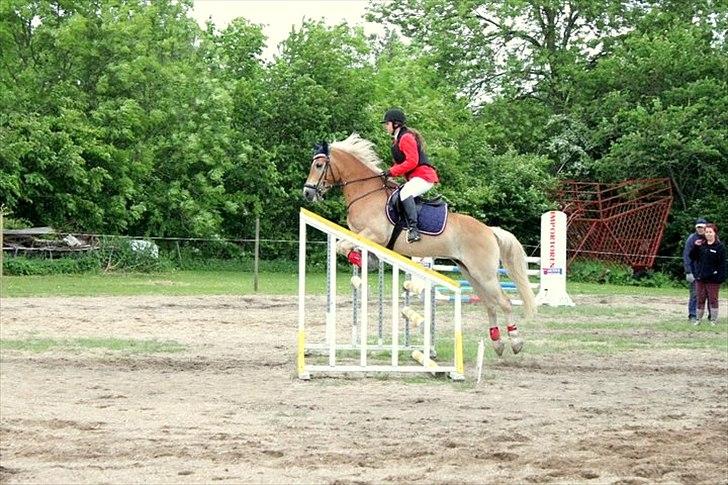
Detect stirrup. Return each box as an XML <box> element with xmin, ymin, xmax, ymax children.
<box><xmin>407</xmin><ymin>228</ymin><xmax>421</xmax><ymax>243</ymax></box>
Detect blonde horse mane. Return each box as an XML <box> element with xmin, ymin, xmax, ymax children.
<box><xmin>331</xmin><ymin>133</ymin><xmax>384</xmax><ymax>173</ymax></box>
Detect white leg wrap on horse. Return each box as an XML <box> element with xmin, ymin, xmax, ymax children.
<box><xmin>507</xmin><ymin>324</ymin><xmax>523</xmax><ymax>354</ymax></box>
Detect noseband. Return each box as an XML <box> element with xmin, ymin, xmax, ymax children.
<box><xmin>303</xmin><ymin>153</ymin><xmax>332</xmax><ymax>198</ymax></box>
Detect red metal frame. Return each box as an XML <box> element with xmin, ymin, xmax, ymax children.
<box><xmin>556</xmin><ymin>179</ymin><xmax>673</xmax><ymax>270</ymax></box>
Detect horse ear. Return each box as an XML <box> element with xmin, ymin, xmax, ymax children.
<box><xmin>313</xmin><ymin>141</ymin><xmax>330</xmax><ymax>157</ymax></box>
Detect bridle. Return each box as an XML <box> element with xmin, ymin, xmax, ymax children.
<box><xmin>304</xmin><ymin>153</ymin><xmax>392</xmax><ymax>210</ymax></box>
<box><xmin>303</xmin><ymin>153</ymin><xmax>334</xmax><ymax>198</ymax></box>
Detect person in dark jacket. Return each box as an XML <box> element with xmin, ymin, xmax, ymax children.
<box><xmin>690</xmin><ymin>223</ymin><xmax>726</xmax><ymax>324</ymax></box>
<box><xmin>683</xmin><ymin>218</ymin><xmax>707</xmax><ymax>322</ymax></box>
<box><xmin>380</xmin><ymin>108</ymin><xmax>439</xmax><ymax>243</ymax></box>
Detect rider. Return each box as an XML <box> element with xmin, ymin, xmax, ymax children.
<box><xmin>381</xmin><ymin>108</ymin><xmax>439</xmax><ymax>243</ymax></box>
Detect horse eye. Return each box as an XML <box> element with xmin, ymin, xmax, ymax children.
<box><xmin>315</xmin><ymin>162</ymin><xmax>324</xmax><ymax>169</ymax></box>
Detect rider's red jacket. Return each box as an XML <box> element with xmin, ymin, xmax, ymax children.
<box><xmin>389</xmin><ymin>132</ymin><xmax>439</xmax><ymax>183</ymax></box>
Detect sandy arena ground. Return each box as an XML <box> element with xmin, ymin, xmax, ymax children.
<box><xmin>1</xmin><ymin>294</ymin><xmax>727</xmax><ymax>484</ymax></box>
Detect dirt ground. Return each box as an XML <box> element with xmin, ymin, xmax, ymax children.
<box><xmin>1</xmin><ymin>293</ymin><xmax>726</xmax><ymax>484</ymax></box>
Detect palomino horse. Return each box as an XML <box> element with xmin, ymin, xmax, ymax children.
<box><xmin>303</xmin><ymin>134</ymin><xmax>536</xmax><ymax>355</ymax></box>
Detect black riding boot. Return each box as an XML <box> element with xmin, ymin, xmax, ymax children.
<box><xmin>401</xmin><ymin>196</ymin><xmax>421</xmax><ymax>243</ymax></box>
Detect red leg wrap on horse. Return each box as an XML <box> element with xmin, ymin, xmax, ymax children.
<box><xmin>347</xmin><ymin>250</ymin><xmax>362</xmax><ymax>268</ymax></box>
<box><xmin>489</xmin><ymin>326</ymin><xmax>501</xmax><ymax>341</ymax></box>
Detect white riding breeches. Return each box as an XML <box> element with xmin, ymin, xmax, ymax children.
<box><xmin>399</xmin><ymin>177</ymin><xmax>434</xmax><ymax>200</ymax></box>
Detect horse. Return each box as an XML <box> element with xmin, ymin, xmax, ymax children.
<box><xmin>302</xmin><ymin>133</ymin><xmax>536</xmax><ymax>355</ymax></box>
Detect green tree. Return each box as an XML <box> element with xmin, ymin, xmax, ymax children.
<box><xmin>369</xmin><ymin>0</ymin><xmax>655</xmax><ymax>109</ymax></box>
<box><xmin>368</xmin><ymin>40</ymin><xmax>555</xmax><ymax>242</ymax></box>
<box><xmin>0</xmin><ymin>0</ymin><xmax>272</xmax><ymax>238</ymax></box>
<box><xmin>261</xmin><ymin>21</ymin><xmax>375</xmax><ymax>234</ymax></box>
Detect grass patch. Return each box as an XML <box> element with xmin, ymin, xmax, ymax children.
<box><xmin>0</xmin><ymin>337</ymin><xmax>186</xmax><ymax>354</ymax></box>
<box><xmin>1</xmin><ymin>270</ymin><xmax>372</xmax><ymax>297</ymax></box>
<box><xmin>537</xmin><ymin>304</ymin><xmax>640</xmax><ymax>317</ymax></box>
<box><xmin>544</xmin><ymin>318</ymin><xmax>725</xmax><ymax>333</ymax></box>
<box><xmin>350</xmin><ymin>323</ymin><xmax>727</xmax><ymax>363</ymax></box>
<box><xmin>567</xmin><ymin>282</ymin><xmax>686</xmax><ymax>297</ymax></box>
<box><xmin>1</xmin><ymin>270</ymin><xmax>692</xmax><ymax>298</ymax></box>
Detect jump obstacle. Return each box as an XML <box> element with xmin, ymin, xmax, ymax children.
<box><xmin>343</xmin><ymin>263</ymin><xmax>437</xmax><ymax>354</ymax></box>
<box><xmin>298</xmin><ymin>208</ymin><xmax>465</xmax><ymax>380</ymax></box>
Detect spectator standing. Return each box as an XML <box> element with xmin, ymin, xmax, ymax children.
<box><xmin>683</xmin><ymin>218</ymin><xmax>707</xmax><ymax>323</ymax></box>
<box><xmin>690</xmin><ymin>223</ymin><xmax>726</xmax><ymax>325</ymax></box>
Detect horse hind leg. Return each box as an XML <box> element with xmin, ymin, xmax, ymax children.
<box><xmin>486</xmin><ymin>279</ymin><xmax>525</xmax><ymax>355</ymax></box>
<box><xmin>458</xmin><ymin>264</ymin><xmax>507</xmax><ymax>356</ymax></box>
<box><xmin>485</xmin><ymin>305</ymin><xmax>505</xmax><ymax>356</ymax></box>
<box><xmin>461</xmin><ymin>264</ymin><xmax>523</xmax><ymax>356</ymax></box>
<box><xmin>499</xmin><ymin>292</ymin><xmax>524</xmax><ymax>354</ymax></box>
<box><xmin>492</xmin><ymin>284</ymin><xmax>523</xmax><ymax>355</ymax></box>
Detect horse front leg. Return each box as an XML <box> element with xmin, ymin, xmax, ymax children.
<box><xmin>336</xmin><ymin>228</ymin><xmax>386</xmax><ymax>271</ymax></box>
<box><xmin>336</xmin><ymin>239</ymin><xmax>356</xmax><ymax>258</ymax></box>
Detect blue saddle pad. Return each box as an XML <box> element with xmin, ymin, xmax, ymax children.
<box><xmin>386</xmin><ymin>190</ymin><xmax>448</xmax><ymax>236</ymax></box>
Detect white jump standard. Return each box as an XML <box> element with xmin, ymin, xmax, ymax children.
<box><xmin>297</xmin><ymin>208</ymin><xmax>465</xmax><ymax>380</ymax></box>
<box><xmin>534</xmin><ymin>211</ymin><xmax>574</xmax><ymax>307</ymax></box>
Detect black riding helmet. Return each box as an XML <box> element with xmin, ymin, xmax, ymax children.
<box><xmin>381</xmin><ymin>108</ymin><xmax>406</xmax><ymax>125</ymax></box>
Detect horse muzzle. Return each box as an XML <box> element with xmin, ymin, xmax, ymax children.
<box><xmin>303</xmin><ymin>185</ymin><xmax>320</xmax><ymax>202</ymax></box>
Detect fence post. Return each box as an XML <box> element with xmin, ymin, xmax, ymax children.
<box><xmin>254</xmin><ymin>216</ymin><xmax>260</xmax><ymax>292</ymax></box>
<box><xmin>0</xmin><ymin>205</ymin><xmax>4</xmax><ymax>299</ymax></box>
<box><xmin>0</xmin><ymin>205</ymin><xmax>9</xmax><ymax>300</ymax></box>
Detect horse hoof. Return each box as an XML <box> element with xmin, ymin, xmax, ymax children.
<box><xmin>510</xmin><ymin>337</ymin><xmax>523</xmax><ymax>354</ymax></box>
<box><xmin>366</xmin><ymin>254</ymin><xmax>380</xmax><ymax>272</ymax></box>
<box><xmin>492</xmin><ymin>338</ymin><xmax>505</xmax><ymax>357</ymax></box>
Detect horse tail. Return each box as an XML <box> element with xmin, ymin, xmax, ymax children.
<box><xmin>490</xmin><ymin>226</ymin><xmax>537</xmax><ymax>319</ymax></box>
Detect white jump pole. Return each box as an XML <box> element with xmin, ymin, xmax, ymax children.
<box><xmin>360</xmin><ymin>249</ymin><xmax>368</xmax><ymax>367</ymax></box>
<box><xmin>297</xmin><ymin>215</ymin><xmax>309</xmax><ymax>380</ymax></box>
<box><xmin>391</xmin><ymin>263</ymin><xmax>399</xmax><ymax>367</ymax></box>
<box><xmin>327</xmin><ymin>233</ymin><xmax>337</xmax><ymax>366</ymax></box>
<box><xmin>423</xmin><ymin>281</ymin><xmax>432</xmax><ymax>366</ymax></box>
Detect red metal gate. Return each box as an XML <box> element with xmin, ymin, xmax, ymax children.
<box><xmin>556</xmin><ymin>179</ymin><xmax>673</xmax><ymax>270</ymax></box>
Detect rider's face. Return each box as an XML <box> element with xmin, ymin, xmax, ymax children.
<box><xmin>384</xmin><ymin>121</ymin><xmax>394</xmax><ymax>135</ymax></box>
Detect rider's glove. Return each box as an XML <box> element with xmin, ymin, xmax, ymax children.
<box><xmin>686</xmin><ymin>273</ymin><xmax>695</xmax><ymax>283</ymax></box>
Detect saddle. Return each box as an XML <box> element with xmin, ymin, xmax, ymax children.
<box><xmin>385</xmin><ymin>189</ymin><xmax>449</xmax><ymax>237</ymax></box>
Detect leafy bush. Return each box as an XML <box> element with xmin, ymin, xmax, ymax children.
<box><xmin>568</xmin><ymin>259</ymin><xmax>680</xmax><ymax>288</ymax></box>
<box><xmin>94</xmin><ymin>237</ymin><xmax>171</xmax><ymax>273</ymax></box>
<box><xmin>2</xmin><ymin>237</ymin><xmax>168</xmax><ymax>276</ymax></box>
<box><xmin>3</xmin><ymin>255</ymin><xmax>100</xmax><ymax>276</ymax></box>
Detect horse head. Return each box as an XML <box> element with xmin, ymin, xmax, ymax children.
<box><xmin>303</xmin><ymin>141</ymin><xmax>338</xmax><ymax>202</ymax></box>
